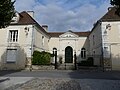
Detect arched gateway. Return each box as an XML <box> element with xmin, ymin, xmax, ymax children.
<box><xmin>65</xmin><ymin>46</ymin><xmax>73</xmax><ymax>63</ymax></box>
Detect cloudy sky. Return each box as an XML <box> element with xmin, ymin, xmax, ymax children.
<box><xmin>15</xmin><ymin>0</ymin><xmax>111</xmax><ymax>32</ymax></box>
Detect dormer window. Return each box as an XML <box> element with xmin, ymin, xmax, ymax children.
<box><xmin>11</xmin><ymin>12</ymin><xmax>20</xmax><ymax>23</ymax></box>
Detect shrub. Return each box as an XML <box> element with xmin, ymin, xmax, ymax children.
<box><xmin>78</xmin><ymin>57</ymin><xmax>94</xmax><ymax>66</ymax></box>
<box><xmin>87</xmin><ymin>57</ymin><xmax>94</xmax><ymax>66</ymax></box>
<box><xmin>32</xmin><ymin>51</ymin><xmax>51</xmax><ymax>65</ymax></box>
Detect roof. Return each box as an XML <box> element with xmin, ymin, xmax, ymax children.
<box><xmin>91</xmin><ymin>7</ymin><xmax>120</xmax><ymax>33</ymax></box>
<box><xmin>74</xmin><ymin>32</ymin><xmax>90</xmax><ymax>37</ymax></box>
<box><xmin>48</xmin><ymin>31</ymin><xmax>90</xmax><ymax>37</ymax></box>
<box><xmin>100</xmin><ymin>7</ymin><xmax>120</xmax><ymax>22</ymax></box>
<box><xmin>11</xmin><ymin>11</ymin><xmax>49</xmax><ymax>36</ymax></box>
<box><xmin>10</xmin><ymin>11</ymin><xmax>90</xmax><ymax>37</ymax></box>
<box><xmin>48</xmin><ymin>32</ymin><xmax>63</xmax><ymax>37</ymax></box>
<box><xmin>11</xmin><ymin>11</ymin><xmax>36</xmax><ymax>25</ymax></box>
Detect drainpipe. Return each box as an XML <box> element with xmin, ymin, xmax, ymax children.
<box><xmin>101</xmin><ymin>43</ymin><xmax>104</xmax><ymax>72</ymax></box>
<box><xmin>30</xmin><ymin>25</ymin><xmax>34</xmax><ymax>71</ymax></box>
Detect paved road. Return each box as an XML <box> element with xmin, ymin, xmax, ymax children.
<box><xmin>0</xmin><ymin>70</ymin><xmax>120</xmax><ymax>90</ymax></box>
<box><xmin>0</xmin><ymin>70</ymin><xmax>120</xmax><ymax>80</ymax></box>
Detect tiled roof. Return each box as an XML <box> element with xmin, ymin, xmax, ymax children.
<box><xmin>74</xmin><ymin>32</ymin><xmax>90</xmax><ymax>37</ymax></box>
<box><xmin>91</xmin><ymin>7</ymin><xmax>120</xmax><ymax>33</ymax></box>
<box><xmin>10</xmin><ymin>11</ymin><xmax>90</xmax><ymax>37</ymax></box>
<box><xmin>48</xmin><ymin>32</ymin><xmax>63</xmax><ymax>37</ymax></box>
<box><xmin>48</xmin><ymin>31</ymin><xmax>90</xmax><ymax>37</ymax></box>
<box><xmin>11</xmin><ymin>11</ymin><xmax>49</xmax><ymax>36</ymax></box>
<box><xmin>100</xmin><ymin>7</ymin><xmax>120</xmax><ymax>21</ymax></box>
<box><xmin>11</xmin><ymin>11</ymin><xmax>36</xmax><ymax>25</ymax></box>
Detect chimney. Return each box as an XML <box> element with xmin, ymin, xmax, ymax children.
<box><xmin>42</xmin><ymin>25</ymin><xmax>48</xmax><ymax>32</ymax></box>
<box><xmin>27</xmin><ymin>11</ymin><xmax>34</xmax><ymax>18</ymax></box>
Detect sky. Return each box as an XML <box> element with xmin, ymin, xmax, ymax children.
<box><xmin>14</xmin><ymin>0</ymin><xmax>111</xmax><ymax>32</ymax></box>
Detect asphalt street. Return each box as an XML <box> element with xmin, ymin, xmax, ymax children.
<box><xmin>0</xmin><ymin>70</ymin><xmax>120</xmax><ymax>80</ymax></box>
<box><xmin>0</xmin><ymin>70</ymin><xmax>120</xmax><ymax>90</ymax></box>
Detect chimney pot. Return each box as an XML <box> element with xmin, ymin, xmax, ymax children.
<box><xmin>27</xmin><ymin>11</ymin><xmax>34</xmax><ymax>18</ymax></box>
<box><xmin>42</xmin><ymin>25</ymin><xmax>48</xmax><ymax>32</ymax></box>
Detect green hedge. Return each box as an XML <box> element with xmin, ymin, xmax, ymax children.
<box><xmin>78</xmin><ymin>57</ymin><xmax>94</xmax><ymax>66</ymax></box>
<box><xmin>32</xmin><ymin>51</ymin><xmax>52</xmax><ymax>65</ymax></box>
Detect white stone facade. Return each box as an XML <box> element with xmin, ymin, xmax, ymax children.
<box><xmin>0</xmin><ymin>7</ymin><xmax>120</xmax><ymax>70</ymax></box>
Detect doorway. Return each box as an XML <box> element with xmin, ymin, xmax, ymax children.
<box><xmin>65</xmin><ymin>46</ymin><xmax>73</xmax><ymax>63</ymax></box>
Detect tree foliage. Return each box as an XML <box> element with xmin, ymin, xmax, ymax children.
<box><xmin>110</xmin><ymin>0</ymin><xmax>120</xmax><ymax>15</ymax></box>
<box><xmin>0</xmin><ymin>0</ymin><xmax>15</xmax><ymax>28</ymax></box>
<box><xmin>111</xmin><ymin>0</ymin><xmax>120</xmax><ymax>6</ymax></box>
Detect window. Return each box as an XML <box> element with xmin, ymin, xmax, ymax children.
<box><xmin>81</xmin><ymin>48</ymin><xmax>86</xmax><ymax>59</ymax></box>
<box><xmin>42</xmin><ymin>36</ymin><xmax>44</xmax><ymax>46</ymax></box>
<box><xmin>9</xmin><ymin>30</ymin><xmax>18</xmax><ymax>42</ymax></box>
<box><xmin>6</xmin><ymin>49</ymin><xmax>17</xmax><ymax>63</ymax></box>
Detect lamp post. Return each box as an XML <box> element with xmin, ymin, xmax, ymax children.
<box><xmin>53</xmin><ymin>48</ymin><xmax>57</xmax><ymax>69</ymax></box>
<box><xmin>74</xmin><ymin>51</ymin><xmax>77</xmax><ymax>70</ymax></box>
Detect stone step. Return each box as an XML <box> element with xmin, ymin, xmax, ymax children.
<box><xmin>58</xmin><ymin>63</ymin><xmax>75</xmax><ymax>70</ymax></box>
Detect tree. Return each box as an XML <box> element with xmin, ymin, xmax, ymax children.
<box><xmin>110</xmin><ymin>0</ymin><xmax>120</xmax><ymax>15</ymax></box>
<box><xmin>111</xmin><ymin>0</ymin><xmax>120</xmax><ymax>6</ymax></box>
<box><xmin>0</xmin><ymin>0</ymin><xmax>15</xmax><ymax>28</ymax></box>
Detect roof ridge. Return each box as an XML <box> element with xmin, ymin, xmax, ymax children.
<box><xmin>99</xmin><ymin>7</ymin><xmax>120</xmax><ymax>21</ymax></box>
<box><xmin>19</xmin><ymin>11</ymin><xmax>50</xmax><ymax>37</ymax></box>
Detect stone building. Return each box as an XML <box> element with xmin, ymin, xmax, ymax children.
<box><xmin>0</xmin><ymin>7</ymin><xmax>120</xmax><ymax>70</ymax></box>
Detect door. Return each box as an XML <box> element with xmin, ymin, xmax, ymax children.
<box><xmin>65</xmin><ymin>46</ymin><xmax>73</xmax><ymax>63</ymax></box>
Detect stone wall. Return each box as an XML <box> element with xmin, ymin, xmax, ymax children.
<box><xmin>32</xmin><ymin>65</ymin><xmax>55</xmax><ymax>70</ymax></box>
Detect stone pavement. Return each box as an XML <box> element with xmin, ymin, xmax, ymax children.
<box><xmin>6</xmin><ymin>78</ymin><xmax>81</xmax><ymax>90</ymax></box>
<box><xmin>0</xmin><ymin>70</ymin><xmax>120</xmax><ymax>90</ymax></box>
<box><xmin>3</xmin><ymin>78</ymin><xmax>120</xmax><ymax>90</ymax></box>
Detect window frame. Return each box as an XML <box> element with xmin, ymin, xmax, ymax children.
<box><xmin>6</xmin><ymin>49</ymin><xmax>17</xmax><ymax>63</ymax></box>
<box><xmin>81</xmin><ymin>48</ymin><xmax>86</xmax><ymax>59</ymax></box>
<box><xmin>8</xmin><ymin>30</ymin><xmax>18</xmax><ymax>43</ymax></box>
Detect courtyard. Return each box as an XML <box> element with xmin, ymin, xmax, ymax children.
<box><xmin>0</xmin><ymin>70</ymin><xmax>120</xmax><ymax>90</ymax></box>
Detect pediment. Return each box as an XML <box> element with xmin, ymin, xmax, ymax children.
<box><xmin>59</xmin><ymin>31</ymin><xmax>79</xmax><ymax>38</ymax></box>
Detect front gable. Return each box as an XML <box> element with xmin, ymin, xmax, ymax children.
<box><xmin>59</xmin><ymin>31</ymin><xmax>79</xmax><ymax>38</ymax></box>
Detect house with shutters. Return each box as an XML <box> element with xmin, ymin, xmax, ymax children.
<box><xmin>0</xmin><ymin>7</ymin><xmax>120</xmax><ymax>70</ymax></box>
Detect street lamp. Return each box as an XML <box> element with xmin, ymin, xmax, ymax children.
<box><xmin>74</xmin><ymin>51</ymin><xmax>77</xmax><ymax>70</ymax></box>
<box><xmin>53</xmin><ymin>48</ymin><xmax>57</xmax><ymax>69</ymax></box>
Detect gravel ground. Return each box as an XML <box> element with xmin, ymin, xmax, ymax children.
<box><xmin>5</xmin><ymin>78</ymin><xmax>120</xmax><ymax>90</ymax></box>
<box><xmin>6</xmin><ymin>78</ymin><xmax>81</xmax><ymax>90</ymax></box>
